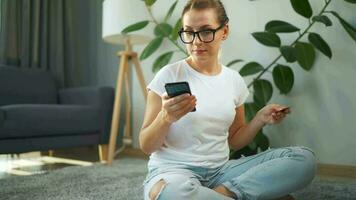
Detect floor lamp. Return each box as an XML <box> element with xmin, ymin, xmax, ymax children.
<box><xmin>102</xmin><ymin>0</ymin><xmax>150</xmax><ymax>165</ymax></box>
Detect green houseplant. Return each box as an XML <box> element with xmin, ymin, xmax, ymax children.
<box><xmin>123</xmin><ymin>0</ymin><xmax>356</xmax><ymax>158</ymax></box>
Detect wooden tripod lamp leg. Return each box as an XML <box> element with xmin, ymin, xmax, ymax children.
<box><xmin>132</xmin><ymin>55</ymin><xmax>148</xmax><ymax>101</ymax></box>
<box><xmin>123</xmin><ymin>64</ymin><xmax>132</xmax><ymax>146</ymax></box>
<box><xmin>107</xmin><ymin>53</ymin><xmax>128</xmax><ymax>165</ymax></box>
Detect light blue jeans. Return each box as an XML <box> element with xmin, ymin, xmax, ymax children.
<box><xmin>143</xmin><ymin>146</ymin><xmax>316</xmax><ymax>200</ymax></box>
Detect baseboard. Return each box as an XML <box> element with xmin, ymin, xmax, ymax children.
<box><xmin>317</xmin><ymin>163</ymin><xmax>356</xmax><ymax>178</ymax></box>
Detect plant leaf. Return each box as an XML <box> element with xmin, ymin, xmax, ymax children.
<box><xmin>295</xmin><ymin>42</ymin><xmax>315</xmax><ymax>71</ymax></box>
<box><xmin>164</xmin><ymin>1</ymin><xmax>178</xmax><ymax>22</ymax></box>
<box><xmin>121</xmin><ymin>21</ymin><xmax>149</xmax><ymax>34</ymax></box>
<box><xmin>154</xmin><ymin>23</ymin><xmax>173</xmax><ymax>37</ymax></box>
<box><xmin>308</xmin><ymin>32</ymin><xmax>332</xmax><ymax>59</ymax></box>
<box><xmin>290</xmin><ymin>0</ymin><xmax>313</xmax><ymax>18</ymax></box>
<box><xmin>253</xmin><ymin>79</ymin><xmax>273</xmax><ymax>106</ymax></box>
<box><xmin>344</xmin><ymin>0</ymin><xmax>356</xmax><ymax>3</ymax></box>
<box><xmin>244</xmin><ymin>102</ymin><xmax>261</xmax><ymax>122</ymax></box>
<box><xmin>239</xmin><ymin>62</ymin><xmax>264</xmax><ymax>76</ymax></box>
<box><xmin>272</xmin><ymin>64</ymin><xmax>294</xmax><ymax>94</ymax></box>
<box><xmin>230</xmin><ymin>145</ymin><xmax>257</xmax><ymax>159</ymax></box>
<box><xmin>265</xmin><ymin>20</ymin><xmax>300</xmax><ymax>33</ymax></box>
<box><xmin>255</xmin><ymin>131</ymin><xmax>269</xmax><ymax>151</ymax></box>
<box><xmin>248</xmin><ymin>140</ymin><xmax>258</xmax><ymax>151</ymax></box>
<box><xmin>226</xmin><ymin>59</ymin><xmax>244</xmax><ymax>67</ymax></box>
<box><xmin>152</xmin><ymin>51</ymin><xmax>174</xmax><ymax>72</ymax></box>
<box><xmin>280</xmin><ymin>46</ymin><xmax>297</xmax><ymax>63</ymax></box>
<box><xmin>252</xmin><ymin>32</ymin><xmax>281</xmax><ymax>47</ymax></box>
<box><xmin>145</xmin><ymin>0</ymin><xmax>156</xmax><ymax>6</ymax></box>
<box><xmin>171</xmin><ymin>18</ymin><xmax>182</xmax><ymax>41</ymax></box>
<box><xmin>140</xmin><ymin>37</ymin><xmax>164</xmax><ymax>60</ymax></box>
<box><xmin>312</xmin><ymin>15</ymin><xmax>332</xmax><ymax>27</ymax></box>
<box><xmin>330</xmin><ymin>11</ymin><xmax>356</xmax><ymax>42</ymax></box>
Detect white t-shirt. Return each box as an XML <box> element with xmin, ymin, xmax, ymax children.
<box><xmin>147</xmin><ymin>59</ymin><xmax>249</xmax><ymax>168</ymax></box>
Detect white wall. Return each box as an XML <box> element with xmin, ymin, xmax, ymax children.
<box><xmin>98</xmin><ymin>0</ymin><xmax>356</xmax><ymax>166</ymax></box>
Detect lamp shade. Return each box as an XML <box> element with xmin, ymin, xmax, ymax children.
<box><xmin>102</xmin><ymin>0</ymin><xmax>151</xmax><ymax>45</ymax></box>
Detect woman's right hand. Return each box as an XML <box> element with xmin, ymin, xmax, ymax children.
<box><xmin>161</xmin><ymin>92</ymin><xmax>197</xmax><ymax>124</ymax></box>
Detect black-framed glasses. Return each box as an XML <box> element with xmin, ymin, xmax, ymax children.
<box><xmin>178</xmin><ymin>23</ymin><xmax>226</xmax><ymax>44</ymax></box>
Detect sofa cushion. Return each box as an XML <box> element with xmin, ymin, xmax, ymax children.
<box><xmin>0</xmin><ymin>109</ymin><xmax>4</xmax><ymax>125</ymax></box>
<box><xmin>0</xmin><ymin>66</ymin><xmax>58</xmax><ymax>106</ymax></box>
<box><xmin>0</xmin><ymin>104</ymin><xmax>101</xmax><ymax>139</ymax></box>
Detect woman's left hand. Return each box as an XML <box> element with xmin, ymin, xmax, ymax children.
<box><xmin>256</xmin><ymin>104</ymin><xmax>291</xmax><ymax>125</ymax></box>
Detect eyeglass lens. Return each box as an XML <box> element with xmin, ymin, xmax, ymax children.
<box><xmin>181</xmin><ymin>30</ymin><xmax>215</xmax><ymax>43</ymax></box>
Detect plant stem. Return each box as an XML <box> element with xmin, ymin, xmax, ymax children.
<box><xmin>247</xmin><ymin>0</ymin><xmax>332</xmax><ymax>88</ymax></box>
<box><xmin>146</xmin><ymin>6</ymin><xmax>189</xmax><ymax>56</ymax></box>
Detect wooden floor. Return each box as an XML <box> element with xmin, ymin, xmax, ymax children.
<box><xmin>0</xmin><ymin>146</ymin><xmax>148</xmax><ymax>179</ymax></box>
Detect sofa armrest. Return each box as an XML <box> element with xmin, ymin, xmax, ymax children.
<box><xmin>59</xmin><ymin>87</ymin><xmax>114</xmax><ymax>143</ymax></box>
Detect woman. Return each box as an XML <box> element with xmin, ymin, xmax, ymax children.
<box><xmin>139</xmin><ymin>0</ymin><xmax>316</xmax><ymax>199</ymax></box>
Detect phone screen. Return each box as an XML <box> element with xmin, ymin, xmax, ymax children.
<box><xmin>165</xmin><ymin>82</ymin><xmax>191</xmax><ymax>97</ymax></box>
<box><xmin>164</xmin><ymin>81</ymin><xmax>196</xmax><ymax>111</ymax></box>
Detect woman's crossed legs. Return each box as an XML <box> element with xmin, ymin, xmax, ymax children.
<box><xmin>144</xmin><ymin>146</ymin><xmax>316</xmax><ymax>200</ymax></box>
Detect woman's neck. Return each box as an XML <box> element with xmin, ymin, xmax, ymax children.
<box><xmin>186</xmin><ymin>56</ymin><xmax>221</xmax><ymax>76</ymax></box>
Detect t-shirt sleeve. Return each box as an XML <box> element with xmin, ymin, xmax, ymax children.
<box><xmin>147</xmin><ymin>66</ymin><xmax>172</xmax><ymax>97</ymax></box>
<box><xmin>234</xmin><ymin>72</ymin><xmax>250</xmax><ymax>107</ymax></box>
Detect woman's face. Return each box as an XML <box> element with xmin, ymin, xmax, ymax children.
<box><xmin>182</xmin><ymin>8</ymin><xmax>228</xmax><ymax>62</ymax></box>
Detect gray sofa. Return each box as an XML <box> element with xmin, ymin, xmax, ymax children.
<box><xmin>0</xmin><ymin>66</ymin><xmax>114</xmax><ymax>159</ymax></box>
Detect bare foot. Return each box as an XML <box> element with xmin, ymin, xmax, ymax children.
<box><xmin>213</xmin><ymin>185</ymin><xmax>236</xmax><ymax>198</ymax></box>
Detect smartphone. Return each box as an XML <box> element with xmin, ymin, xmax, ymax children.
<box><xmin>164</xmin><ymin>81</ymin><xmax>196</xmax><ymax>112</ymax></box>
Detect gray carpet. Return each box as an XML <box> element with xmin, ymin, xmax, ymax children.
<box><xmin>0</xmin><ymin>158</ymin><xmax>355</xmax><ymax>200</ymax></box>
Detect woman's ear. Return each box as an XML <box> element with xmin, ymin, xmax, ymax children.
<box><xmin>222</xmin><ymin>24</ymin><xmax>229</xmax><ymax>40</ymax></box>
